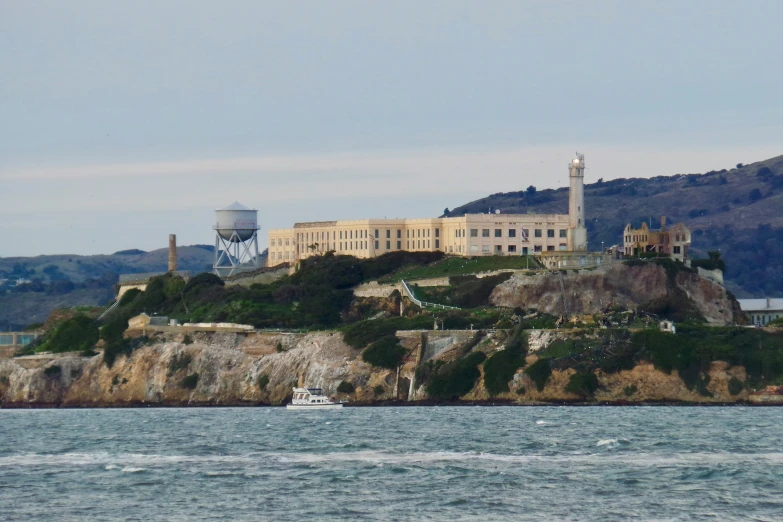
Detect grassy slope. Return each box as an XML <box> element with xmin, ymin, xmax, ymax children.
<box><xmin>448</xmin><ymin>154</ymin><xmax>783</xmax><ymax>297</ymax></box>
<box><xmin>378</xmin><ymin>255</ymin><xmax>542</xmax><ymax>283</ymax></box>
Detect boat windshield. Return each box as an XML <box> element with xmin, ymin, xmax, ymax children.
<box><xmin>306</xmin><ymin>388</ymin><xmax>323</xmax><ymax>395</ymax></box>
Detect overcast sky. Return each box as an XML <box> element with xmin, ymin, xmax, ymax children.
<box><xmin>2</xmin><ymin>0</ymin><xmax>782</xmax><ymax>256</ymax></box>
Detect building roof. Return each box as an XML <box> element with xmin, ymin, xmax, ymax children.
<box><xmin>219</xmin><ymin>201</ymin><xmax>254</xmax><ymax>211</ymax></box>
<box><xmin>737</xmin><ymin>298</ymin><xmax>783</xmax><ymax>312</ymax></box>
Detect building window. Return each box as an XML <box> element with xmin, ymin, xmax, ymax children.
<box><xmin>449</xmin><ymin>246</ymin><xmax>453</xmax><ymax>253</ymax></box>
<box><xmin>559</xmin><ymin>229</ymin><xmax>567</xmax><ymax>238</ymax></box>
<box><xmin>535</xmin><ymin>229</ymin><xmax>542</xmax><ymax>238</ymax></box>
<box><xmin>435</xmin><ymin>239</ymin><xmax>440</xmax><ymax>249</ymax></box>
<box><xmin>495</xmin><ymin>245</ymin><xmax>502</xmax><ymax>253</ymax></box>
<box><xmin>407</xmin><ymin>240</ymin><xmax>410</xmax><ymax>249</ymax></box>
<box><xmin>470</xmin><ymin>245</ymin><xmax>479</xmax><ymax>253</ymax></box>
<box><xmin>547</xmin><ymin>245</ymin><xmax>555</xmax><ymax>251</ymax></box>
<box><xmin>508</xmin><ymin>229</ymin><xmax>516</xmax><ymax>238</ymax></box>
<box><xmin>435</xmin><ymin>229</ymin><xmax>440</xmax><ymax>238</ymax></box>
<box><xmin>386</xmin><ymin>230</ymin><xmax>390</xmax><ymax>238</ymax></box>
<box><xmin>508</xmin><ymin>245</ymin><xmax>516</xmax><ymax>252</ymax></box>
<box><xmin>397</xmin><ymin>241</ymin><xmax>401</xmax><ymax>249</ymax></box>
<box><xmin>547</xmin><ymin>230</ymin><xmax>555</xmax><ymax>238</ymax></box>
<box><xmin>559</xmin><ymin>244</ymin><xmax>567</xmax><ymax>251</ymax></box>
<box><xmin>374</xmin><ymin>240</ymin><xmax>379</xmax><ymax>250</ymax></box>
<box><xmin>482</xmin><ymin>245</ymin><xmax>490</xmax><ymax>253</ymax></box>
<box><xmin>674</xmin><ymin>246</ymin><xmax>681</xmax><ymax>254</ymax></box>
<box><xmin>386</xmin><ymin>241</ymin><xmax>390</xmax><ymax>249</ymax></box>
<box><xmin>482</xmin><ymin>229</ymin><xmax>490</xmax><ymax>237</ymax></box>
<box><xmin>397</xmin><ymin>230</ymin><xmax>401</xmax><ymax>238</ymax></box>
<box><xmin>455</xmin><ymin>229</ymin><xmax>459</xmax><ymax>237</ymax></box>
<box><xmin>522</xmin><ymin>247</ymin><xmax>528</xmax><ymax>255</ymax></box>
<box><xmin>471</xmin><ymin>229</ymin><xmax>478</xmax><ymax>237</ymax></box>
<box><xmin>374</xmin><ymin>229</ymin><xmax>379</xmax><ymax>238</ymax></box>
<box><xmin>534</xmin><ymin>245</ymin><xmax>542</xmax><ymax>252</ymax></box>
<box><xmin>427</xmin><ymin>240</ymin><xmax>430</xmax><ymax>248</ymax></box>
<box><xmin>495</xmin><ymin>229</ymin><xmax>502</xmax><ymax>237</ymax></box>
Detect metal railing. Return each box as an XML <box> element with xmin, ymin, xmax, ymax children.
<box><xmin>400</xmin><ymin>279</ymin><xmax>460</xmax><ymax>310</ymax></box>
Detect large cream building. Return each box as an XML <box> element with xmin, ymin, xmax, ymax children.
<box><xmin>267</xmin><ymin>154</ymin><xmax>589</xmax><ymax>267</ymax></box>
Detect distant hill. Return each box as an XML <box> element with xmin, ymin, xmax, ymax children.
<box><xmin>446</xmin><ymin>154</ymin><xmax>783</xmax><ymax>297</ymax></box>
<box><xmin>0</xmin><ymin>246</ymin><xmax>226</xmax><ymax>330</ymax></box>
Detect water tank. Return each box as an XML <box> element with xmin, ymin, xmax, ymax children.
<box><xmin>215</xmin><ymin>202</ymin><xmax>259</xmax><ymax>242</ymax></box>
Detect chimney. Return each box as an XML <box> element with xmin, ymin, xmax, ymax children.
<box><xmin>660</xmin><ymin>216</ymin><xmax>667</xmax><ymax>231</ymax></box>
<box><xmin>768</xmin><ymin>297</ymin><xmax>772</xmax><ymax>309</ymax></box>
<box><xmin>168</xmin><ymin>234</ymin><xmax>177</xmax><ymax>272</ymax></box>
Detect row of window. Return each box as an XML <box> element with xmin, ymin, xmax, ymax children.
<box><xmin>469</xmin><ymin>228</ymin><xmax>567</xmax><ymax>239</ymax></box>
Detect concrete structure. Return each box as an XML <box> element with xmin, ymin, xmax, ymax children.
<box><xmin>214</xmin><ymin>202</ymin><xmax>262</xmax><ymax>277</ymax></box>
<box><xmin>0</xmin><ymin>332</ymin><xmax>41</xmax><ymax>358</ymax></box>
<box><xmin>738</xmin><ymin>298</ymin><xmax>783</xmax><ymax>326</ymax></box>
<box><xmin>116</xmin><ymin>270</ymin><xmax>191</xmax><ymax>299</ymax></box>
<box><xmin>623</xmin><ymin>217</ymin><xmax>691</xmax><ymax>261</ymax></box>
<box><xmin>168</xmin><ymin>234</ymin><xmax>177</xmax><ymax>272</ymax></box>
<box><xmin>267</xmin><ymin>154</ymin><xmax>588</xmax><ymax>266</ymax></box>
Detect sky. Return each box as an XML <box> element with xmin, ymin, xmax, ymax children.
<box><xmin>1</xmin><ymin>0</ymin><xmax>782</xmax><ymax>257</ymax></box>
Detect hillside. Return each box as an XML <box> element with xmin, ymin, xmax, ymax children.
<box><xmin>446</xmin><ymin>154</ymin><xmax>783</xmax><ymax>297</ymax></box>
<box><xmin>0</xmin><ymin>245</ymin><xmax>221</xmax><ymax>330</ymax></box>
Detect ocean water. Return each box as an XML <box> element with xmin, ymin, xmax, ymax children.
<box><xmin>1</xmin><ymin>407</ymin><xmax>782</xmax><ymax>521</ymax></box>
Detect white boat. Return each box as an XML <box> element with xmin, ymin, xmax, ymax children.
<box><xmin>286</xmin><ymin>387</ymin><xmax>343</xmax><ymax>410</ymax></box>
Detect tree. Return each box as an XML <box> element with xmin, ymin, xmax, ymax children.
<box><xmin>736</xmin><ymin>163</ymin><xmax>743</xmax><ymax>169</ymax></box>
<box><xmin>443</xmin><ymin>208</ymin><xmax>450</xmax><ymax>217</ymax></box>
<box><xmin>749</xmin><ymin>188</ymin><xmax>763</xmax><ymax>202</ymax></box>
<box><xmin>526</xmin><ymin>185</ymin><xmax>537</xmax><ymax>197</ymax></box>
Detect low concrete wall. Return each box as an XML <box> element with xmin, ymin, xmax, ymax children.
<box><xmin>0</xmin><ymin>346</ymin><xmax>16</xmax><ymax>359</ymax></box>
<box><xmin>353</xmin><ymin>282</ymin><xmax>401</xmax><ymax>298</ymax></box>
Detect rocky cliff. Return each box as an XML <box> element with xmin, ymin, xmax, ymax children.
<box><xmin>0</xmin><ymin>328</ymin><xmax>773</xmax><ymax>407</ymax></box>
<box><xmin>490</xmin><ymin>262</ymin><xmax>738</xmax><ymax>325</ymax></box>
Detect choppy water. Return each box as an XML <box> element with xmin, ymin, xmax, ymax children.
<box><xmin>1</xmin><ymin>407</ymin><xmax>782</xmax><ymax>521</ymax></box>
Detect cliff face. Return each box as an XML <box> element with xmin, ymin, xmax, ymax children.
<box><xmin>0</xmin><ymin>332</ymin><xmax>394</xmax><ymax>407</ymax></box>
<box><xmin>490</xmin><ymin>262</ymin><xmax>736</xmax><ymax>324</ymax></box>
<box><xmin>0</xmin><ymin>328</ymin><xmax>770</xmax><ymax>407</ymax></box>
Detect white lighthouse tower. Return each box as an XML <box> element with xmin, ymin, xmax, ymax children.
<box><xmin>568</xmin><ymin>153</ymin><xmax>588</xmax><ymax>252</ymax></box>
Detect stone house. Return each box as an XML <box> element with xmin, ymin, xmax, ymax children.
<box><xmin>623</xmin><ymin>217</ymin><xmax>691</xmax><ymax>261</ymax></box>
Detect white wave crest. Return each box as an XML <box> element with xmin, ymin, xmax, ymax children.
<box><xmin>535</xmin><ymin>420</ymin><xmax>548</xmax><ymax>425</ymax></box>
<box><xmin>597</xmin><ymin>439</ymin><xmax>618</xmax><ymax>447</ymax></box>
<box><xmin>120</xmin><ymin>467</ymin><xmax>146</xmax><ymax>473</ymax></box>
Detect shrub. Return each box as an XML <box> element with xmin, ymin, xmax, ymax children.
<box><xmin>749</xmin><ymin>188</ymin><xmax>763</xmax><ymax>202</ymax></box>
<box><xmin>483</xmin><ymin>327</ymin><xmax>527</xmax><ymax>396</ymax></box>
<box><xmin>46</xmin><ymin>315</ymin><xmax>99</xmax><ymax>354</ymax></box>
<box><xmin>565</xmin><ymin>372</ymin><xmax>599</xmax><ymax>398</ymax></box>
<box><xmin>276</xmin><ymin>342</ymin><xmax>286</xmax><ymax>353</ymax></box>
<box><xmin>623</xmin><ymin>384</ymin><xmax>638</xmax><ymax>397</ymax></box>
<box><xmin>257</xmin><ymin>374</ymin><xmax>269</xmax><ymax>389</ymax></box>
<box><xmin>728</xmin><ymin>377</ymin><xmax>744</xmax><ymax>395</ymax></box>
<box><xmin>182</xmin><ymin>334</ymin><xmax>193</xmax><ymax>345</ymax></box>
<box><xmin>336</xmin><ymin>381</ymin><xmax>354</xmax><ymax>393</ymax></box>
<box><xmin>343</xmin><ymin>315</ymin><xmax>431</xmax><ymax>349</ymax></box>
<box><xmin>373</xmin><ymin>385</ymin><xmax>385</xmax><ymax>397</ymax></box>
<box><xmin>168</xmin><ymin>352</ymin><xmax>193</xmax><ymax>376</ymax></box>
<box><xmin>182</xmin><ymin>373</ymin><xmax>199</xmax><ymax>389</ymax></box>
<box><xmin>362</xmin><ymin>336</ymin><xmax>406</xmax><ymax>369</ymax></box>
<box><xmin>426</xmin><ymin>352</ymin><xmax>487</xmax><ymax>399</ymax></box>
<box><xmin>118</xmin><ymin>288</ymin><xmax>142</xmax><ymax>306</ymax></box>
<box><xmin>43</xmin><ymin>365</ymin><xmax>62</xmax><ymax>377</ymax></box>
<box><xmin>524</xmin><ymin>358</ymin><xmax>552</xmax><ymax>392</ymax></box>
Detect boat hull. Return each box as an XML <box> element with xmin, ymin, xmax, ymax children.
<box><xmin>286</xmin><ymin>403</ymin><xmax>343</xmax><ymax>410</ymax></box>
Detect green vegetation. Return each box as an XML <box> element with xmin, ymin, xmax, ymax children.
<box><xmin>343</xmin><ymin>315</ymin><xmax>432</xmax><ymax>349</ymax></box>
<box><xmin>168</xmin><ymin>352</ymin><xmax>193</xmax><ymax>376</ymax></box>
<box><xmin>623</xmin><ymin>384</ymin><xmax>638</xmax><ymax>397</ymax></box>
<box><xmin>17</xmin><ymin>314</ymin><xmax>99</xmax><ymax>356</ymax></box>
<box><xmin>336</xmin><ymin>381</ymin><xmax>354</xmax><ymax>393</ymax></box>
<box><xmin>483</xmin><ymin>327</ymin><xmax>528</xmax><ymax>396</ymax></box>
<box><xmin>728</xmin><ymin>377</ymin><xmax>744</xmax><ymax>395</ymax></box>
<box><xmin>524</xmin><ymin>358</ymin><xmax>552</xmax><ymax>392</ymax></box>
<box><xmin>565</xmin><ymin>372</ymin><xmax>599</xmax><ymax>398</ymax></box>
<box><xmin>182</xmin><ymin>334</ymin><xmax>193</xmax><ymax>345</ymax></box>
<box><xmin>362</xmin><ymin>336</ymin><xmax>406</xmax><ymax>369</ymax></box>
<box><xmin>257</xmin><ymin>374</ymin><xmax>269</xmax><ymax>389</ymax></box>
<box><xmin>182</xmin><ymin>373</ymin><xmax>199</xmax><ymax>389</ymax></box>
<box><xmin>373</xmin><ymin>385</ymin><xmax>385</xmax><ymax>396</ymax></box>
<box><xmin>425</xmin><ymin>351</ymin><xmax>486</xmax><ymax>399</ymax></box>
<box><xmin>411</xmin><ymin>273</ymin><xmax>512</xmax><ymax>309</ymax></box>
<box><xmin>43</xmin><ymin>365</ymin><xmax>62</xmax><ymax>377</ymax></box>
<box><xmin>379</xmin><ymin>255</ymin><xmax>541</xmax><ymax>283</ymax></box>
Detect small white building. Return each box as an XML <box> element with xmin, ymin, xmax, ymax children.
<box><xmin>737</xmin><ymin>298</ymin><xmax>783</xmax><ymax>326</ymax></box>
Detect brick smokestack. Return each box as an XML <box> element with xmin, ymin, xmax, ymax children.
<box><xmin>168</xmin><ymin>234</ymin><xmax>177</xmax><ymax>272</ymax></box>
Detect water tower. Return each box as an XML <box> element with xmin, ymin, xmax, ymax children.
<box><xmin>213</xmin><ymin>202</ymin><xmax>261</xmax><ymax>277</ymax></box>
